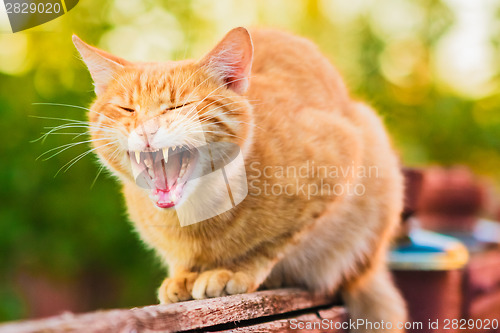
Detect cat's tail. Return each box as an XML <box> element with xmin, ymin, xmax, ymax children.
<box><xmin>341</xmin><ymin>267</ymin><xmax>407</xmax><ymax>333</ymax></box>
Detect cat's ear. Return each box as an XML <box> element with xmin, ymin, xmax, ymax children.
<box><xmin>72</xmin><ymin>35</ymin><xmax>129</xmax><ymax>96</ymax></box>
<box><xmin>199</xmin><ymin>27</ymin><xmax>254</xmax><ymax>94</ymax></box>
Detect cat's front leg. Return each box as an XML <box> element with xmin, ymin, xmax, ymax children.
<box><xmin>190</xmin><ymin>257</ymin><xmax>277</xmax><ymax>300</ymax></box>
<box><xmin>158</xmin><ymin>268</ymin><xmax>198</xmax><ymax>304</ymax></box>
<box><xmin>158</xmin><ymin>260</ymin><xmax>274</xmax><ymax>303</ymax></box>
<box><xmin>158</xmin><ymin>269</ymin><xmax>255</xmax><ymax>303</ymax></box>
<box><xmin>191</xmin><ymin>269</ymin><xmax>255</xmax><ymax>299</ymax></box>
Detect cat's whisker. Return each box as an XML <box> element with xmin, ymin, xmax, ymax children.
<box><xmin>90</xmin><ymin>145</ymin><xmax>122</xmax><ymax>188</ymax></box>
<box><xmin>175</xmin><ymin>66</ymin><xmax>206</xmax><ymax>100</ymax></box>
<box><xmin>42</xmin><ymin>121</ymin><xmax>121</xmax><ymax>133</ymax></box>
<box><xmin>178</xmin><ymin>103</ymin><xmax>222</xmax><ymax>128</ymax></box>
<box><xmin>40</xmin><ymin>125</ymin><xmax>118</xmax><ymax>137</ymax></box>
<box><xmin>179</xmin><ymin>99</ymin><xmax>265</xmax><ymax>134</ymax></box>
<box><xmin>38</xmin><ymin>132</ymin><xmax>90</xmax><ymax>141</ymax></box>
<box><xmin>194</xmin><ymin>102</ymin><xmax>250</xmax><ymax>120</ymax></box>
<box><xmin>188</xmin><ymin>130</ymin><xmax>246</xmax><ymax>141</ymax></box>
<box><xmin>32</xmin><ymin>116</ymin><xmax>121</xmax><ymax>133</ymax></box>
<box><xmin>30</xmin><ymin>115</ymin><xmax>91</xmax><ymax>125</ymax></box>
<box><xmin>110</xmin><ymin>71</ymin><xmax>128</xmax><ymax>93</ymax></box>
<box><xmin>39</xmin><ymin>139</ymin><xmax>114</xmax><ymax>162</ymax></box>
<box><xmin>40</xmin><ymin>131</ymin><xmax>103</xmax><ymax>142</ymax></box>
<box><xmin>177</xmin><ymin>76</ymin><xmax>252</xmax><ymax>127</ymax></box>
<box><xmin>200</xmin><ymin>120</ymin><xmax>261</xmax><ymax>130</ymax></box>
<box><xmin>35</xmin><ymin>125</ymin><xmax>119</xmax><ymax>144</ymax></box>
<box><xmin>56</xmin><ymin>140</ymin><xmax>119</xmax><ymax>176</ymax></box>
<box><xmin>182</xmin><ymin>99</ymin><xmax>242</xmax><ymax>124</ymax></box>
<box><xmin>169</xmin><ymin>67</ymin><xmax>210</xmax><ymax>125</ymax></box>
<box><xmin>43</xmin><ymin>124</ymin><xmax>119</xmax><ymax>133</ymax></box>
<box><xmin>38</xmin><ymin>137</ymin><xmax>115</xmax><ymax>161</ymax></box>
<box><xmin>31</xmin><ymin>114</ymin><xmax>122</xmax><ymax>144</ymax></box>
<box><xmin>197</xmin><ymin>75</ymin><xmax>253</xmax><ymax>107</ymax></box>
<box><xmin>176</xmin><ymin>101</ymin><xmax>226</xmax><ymax>128</ymax></box>
<box><xmin>41</xmin><ymin>123</ymin><xmax>118</xmax><ymax>133</ymax></box>
<box><xmin>90</xmin><ymin>164</ymin><xmax>106</xmax><ymax>189</ymax></box>
<box><xmin>179</xmin><ymin>105</ymin><xmax>254</xmax><ymax>133</ymax></box>
<box><xmin>40</xmin><ymin>132</ymin><xmax>87</xmax><ymax>135</ymax></box>
<box><xmin>71</xmin><ymin>132</ymin><xmax>91</xmax><ymax>140</ymax></box>
<box><xmin>170</xmin><ymin>71</ymin><xmax>223</xmax><ymax>125</ymax></box>
<box><xmin>32</xmin><ymin>102</ymin><xmax>122</xmax><ymax>126</ymax></box>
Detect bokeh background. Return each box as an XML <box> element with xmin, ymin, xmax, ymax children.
<box><xmin>1</xmin><ymin>0</ymin><xmax>500</xmax><ymax>322</ymax></box>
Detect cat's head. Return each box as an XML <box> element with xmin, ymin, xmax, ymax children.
<box><xmin>73</xmin><ymin>27</ymin><xmax>254</xmax><ymax>209</ymax></box>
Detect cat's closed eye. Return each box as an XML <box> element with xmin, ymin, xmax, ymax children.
<box><xmin>112</xmin><ymin>102</ymin><xmax>196</xmax><ymax>114</ymax></box>
<box><xmin>118</xmin><ymin>105</ymin><xmax>135</xmax><ymax>113</ymax></box>
<box><xmin>164</xmin><ymin>101</ymin><xmax>196</xmax><ymax>112</ymax></box>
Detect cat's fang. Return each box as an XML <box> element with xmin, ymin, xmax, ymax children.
<box><xmin>135</xmin><ymin>151</ymin><xmax>141</xmax><ymax>164</ymax></box>
<box><xmin>162</xmin><ymin>148</ymin><xmax>169</xmax><ymax>163</ymax></box>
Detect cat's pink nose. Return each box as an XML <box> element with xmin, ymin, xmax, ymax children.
<box><xmin>131</xmin><ymin>121</ymin><xmax>159</xmax><ymax>149</ymax></box>
<box><xmin>136</xmin><ymin>122</ymin><xmax>159</xmax><ymax>139</ymax></box>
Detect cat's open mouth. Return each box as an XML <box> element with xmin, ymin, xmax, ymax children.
<box><xmin>128</xmin><ymin>146</ymin><xmax>198</xmax><ymax>209</ymax></box>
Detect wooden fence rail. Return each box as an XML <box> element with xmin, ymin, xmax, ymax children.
<box><xmin>0</xmin><ymin>289</ymin><xmax>347</xmax><ymax>333</ymax></box>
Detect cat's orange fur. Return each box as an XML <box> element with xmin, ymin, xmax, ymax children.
<box><xmin>73</xmin><ymin>27</ymin><xmax>406</xmax><ymax>331</ymax></box>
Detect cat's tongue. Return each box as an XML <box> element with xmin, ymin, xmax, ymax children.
<box><xmin>151</xmin><ymin>152</ymin><xmax>182</xmax><ymax>208</ymax></box>
<box><xmin>130</xmin><ymin>148</ymin><xmax>191</xmax><ymax>208</ymax></box>
<box><xmin>153</xmin><ymin>152</ymin><xmax>181</xmax><ymax>190</ymax></box>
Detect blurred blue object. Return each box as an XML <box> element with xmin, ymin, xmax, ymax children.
<box><xmin>390</xmin><ymin>221</ymin><xmax>469</xmax><ymax>270</ymax></box>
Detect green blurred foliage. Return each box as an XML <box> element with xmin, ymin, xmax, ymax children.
<box><xmin>1</xmin><ymin>0</ymin><xmax>500</xmax><ymax>321</ymax></box>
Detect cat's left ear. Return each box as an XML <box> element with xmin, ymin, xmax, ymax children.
<box><xmin>72</xmin><ymin>35</ymin><xmax>130</xmax><ymax>96</ymax></box>
<box><xmin>199</xmin><ymin>27</ymin><xmax>254</xmax><ymax>94</ymax></box>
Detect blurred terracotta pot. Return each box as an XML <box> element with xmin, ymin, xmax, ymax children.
<box><xmin>402</xmin><ymin>168</ymin><xmax>424</xmax><ymax>221</ymax></box>
<box><xmin>417</xmin><ymin>167</ymin><xmax>484</xmax><ymax>232</ymax></box>
<box><xmin>394</xmin><ymin>168</ymin><xmax>424</xmax><ymax>240</ymax></box>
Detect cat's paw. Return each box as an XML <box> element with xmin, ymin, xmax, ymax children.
<box><xmin>192</xmin><ymin>269</ymin><xmax>254</xmax><ymax>300</ymax></box>
<box><xmin>158</xmin><ymin>272</ymin><xmax>198</xmax><ymax>304</ymax></box>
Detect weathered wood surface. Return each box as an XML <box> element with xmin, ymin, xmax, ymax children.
<box><xmin>0</xmin><ymin>288</ymin><xmax>346</xmax><ymax>333</ymax></box>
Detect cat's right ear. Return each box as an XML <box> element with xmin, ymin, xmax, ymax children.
<box><xmin>72</xmin><ymin>35</ymin><xmax>129</xmax><ymax>96</ymax></box>
<box><xmin>199</xmin><ymin>27</ymin><xmax>254</xmax><ymax>94</ymax></box>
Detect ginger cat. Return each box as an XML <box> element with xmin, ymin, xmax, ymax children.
<box><xmin>73</xmin><ymin>27</ymin><xmax>406</xmax><ymax>331</ymax></box>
